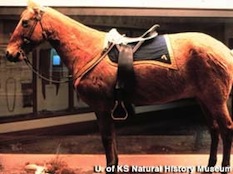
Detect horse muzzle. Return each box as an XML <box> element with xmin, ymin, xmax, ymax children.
<box><xmin>5</xmin><ymin>49</ymin><xmax>26</xmax><ymax>62</ymax></box>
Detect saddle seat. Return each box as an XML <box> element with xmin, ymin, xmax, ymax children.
<box><xmin>105</xmin><ymin>24</ymin><xmax>159</xmax><ymax>46</ymax></box>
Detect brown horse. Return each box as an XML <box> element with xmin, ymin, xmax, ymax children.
<box><xmin>5</xmin><ymin>1</ymin><xmax>233</xmax><ymax>173</ymax></box>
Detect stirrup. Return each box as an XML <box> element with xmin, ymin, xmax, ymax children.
<box><xmin>111</xmin><ymin>100</ymin><xmax>128</xmax><ymax>121</ymax></box>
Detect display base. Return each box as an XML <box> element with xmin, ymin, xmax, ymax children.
<box><xmin>0</xmin><ymin>154</ymin><xmax>231</xmax><ymax>174</ymax></box>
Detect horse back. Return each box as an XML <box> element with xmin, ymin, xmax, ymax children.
<box><xmin>127</xmin><ymin>32</ymin><xmax>233</xmax><ymax>104</ymax></box>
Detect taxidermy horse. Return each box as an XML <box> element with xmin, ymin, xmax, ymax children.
<box><xmin>5</xmin><ymin>1</ymin><xmax>233</xmax><ymax>173</ymax></box>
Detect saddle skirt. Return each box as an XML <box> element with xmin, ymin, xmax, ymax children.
<box><xmin>108</xmin><ymin>34</ymin><xmax>177</xmax><ymax>70</ymax></box>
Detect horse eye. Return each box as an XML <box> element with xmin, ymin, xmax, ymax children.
<box><xmin>22</xmin><ymin>20</ymin><xmax>29</xmax><ymax>28</ymax></box>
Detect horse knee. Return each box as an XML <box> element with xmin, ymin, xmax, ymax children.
<box><xmin>223</xmin><ymin>123</ymin><xmax>233</xmax><ymax>137</ymax></box>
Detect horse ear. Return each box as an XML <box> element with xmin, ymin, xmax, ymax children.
<box><xmin>27</xmin><ymin>0</ymin><xmax>44</xmax><ymax>19</ymax></box>
<box><xmin>27</xmin><ymin>0</ymin><xmax>42</xmax><ymax>9</ymax></box>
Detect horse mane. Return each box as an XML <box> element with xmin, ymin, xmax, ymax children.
<box><xmin>45</xmin><ymin>7</ymin><xmax>104</xmax><ymax>38</ymax></box>
<box><xmin>43</xmin><ymin>6</ymin><xmax>106</xmax><ymax>56</ymax></box>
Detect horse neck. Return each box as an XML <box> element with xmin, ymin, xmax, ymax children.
<box><xmin>43</xmin><ymin>7</ymin><xmax>106</xmax><ymax>75</ymax></box>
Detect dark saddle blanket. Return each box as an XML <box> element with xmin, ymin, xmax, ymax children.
<box><xmin>108</xmin><ymin>35</ymin><xmax>171</xmax><ymax>64</ymax></box>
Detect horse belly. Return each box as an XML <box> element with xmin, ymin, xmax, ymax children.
<box><xmin>131</xmin><ymin>65</ymin><xmax>193</xmax><ymax>105</ymax></box>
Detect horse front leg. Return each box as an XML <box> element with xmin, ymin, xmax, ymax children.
<box><xmin>95</xmin><ymin>111</ymin><xmax>118</xmax><ymax>173</ymax></box>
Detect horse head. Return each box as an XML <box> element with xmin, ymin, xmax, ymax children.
<box><xmin>5</xmin><ymin>0</ymin><xmax>47</xmax><ymax>62</ymax></box>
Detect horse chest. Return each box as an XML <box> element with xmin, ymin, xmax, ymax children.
<box><xmin>76</xmin><ymin>73</ymin><xmax>115</xmax><ymax>105</ymax></box>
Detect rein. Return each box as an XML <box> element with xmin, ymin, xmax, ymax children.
<box><xmin>22</xmin><ymin>9</ymin><xmax>115</xmax><ymax>84</ymax></box>
<box><xmin>24</xmin><ymin>43</ymin><xmax>115</xmax><ymax>84</ymax></box>
<box><xmin>24</xmin><ymin>58</ymin><xmax>73</xmax><ymax>83</ymax></box>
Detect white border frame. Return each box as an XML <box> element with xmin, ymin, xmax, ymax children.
<box><xmin>0</xmin><ymin>0</ymin><xmax>233</xmax><ymax>9</ymax></box>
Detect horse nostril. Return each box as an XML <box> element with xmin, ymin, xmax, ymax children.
<box><xmin>5</xmin><ymin>49</ymin><xmax>23</xmax><ymax>62</ymax></box>
<box><xmin>5</xmin><ymin>50</ymin><xmax>17</xmax><ymax>62</ymax></box>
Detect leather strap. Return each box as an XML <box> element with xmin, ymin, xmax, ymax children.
<box><xmin>111</xmin><ymin>45</ymin><xmax>135</xmax><ymax>120</ymax></box>
<box><xmin>111</xmin><ymin>25</ymin><xmax>160</xmax><ymax>120</ymax></box>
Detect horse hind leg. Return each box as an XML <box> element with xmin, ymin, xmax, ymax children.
<box><xmin>199</xmin><ymin>100</ymin><xmax>233</xmax><ymax>172</ymax></box>
<box><xmin>198</xmin><ymin>100</ymin><xmax>220</xmax><ymax>167</ymax></box>
<box><xmin>208</xmin><ymin>120</ymin><xmax>220</xmax><ymax>167</ymax></box>
<box><xmin>216</xmin><ymin>104</ymin><xmax>233</xmax><ymax>169</ymax></box>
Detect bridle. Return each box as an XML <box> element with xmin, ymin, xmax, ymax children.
<box><xmin>21</xmin><ymin>10</ymin><xmax>47</xmax><ymax>49</ymax></box>
<box><xmin>20</xmin><ymin>9</ymin><xmax>73</xmax><ymax>83</ymax></box>
<box><xmin>21</xmin><ymin>9</ymin><xmax>114</xmax><ymax>84</ymax></box>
